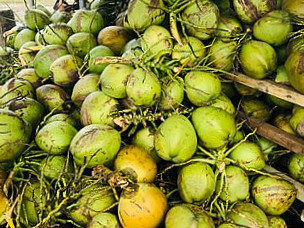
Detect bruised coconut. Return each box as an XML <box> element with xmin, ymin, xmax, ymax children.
<box><xmin>274</xmin><ymin>113</ymin><xmax>296</xmax><ymax>135</ymax></box>
<box><xmin>216</xmin><ymin>17</ymin><xmax>243</xmax><ymax>38</ymax></box>
<box><xmin>289</xmin><ymin>106</ymin><xmax>304</xmax><ymax>136</ymax></box>
<box><xmin>43</xmin><ymin>23</ymin><xmax>73</xmax><ymax>45</ymax></box>
<box><xmin>241</xmin><ymin>98</ymin><xmax>271</xmax><ymax>121</ymax></box>
<box><xmin>287</xmin><ymin>153</ymin><xmax>304</xmax><ymax>182</ymax></box>
<box><xmin>24</xmin><ymin>9</ymin><xmax>50</xmax><ymax>30</ymax></box>
<box><xmin>160</xmin><ymin>77</ymin><xmax>184</xmax><ymax>110</ymax></box>
<box><xmin>285</xmin><ymin>50</ymin><xmax>304</xmax><ymax>94</ymax></box>
<box><xmin>14</xmin><ymin>28</ymin><xmax>36</xmax><ymax>50</ymax></box>
<box><xmin>88</xmin><ymin>45</ymin><xmax>114</xmax><ymax>74</ymax></box>
<box><xmin>268</xmin><ymin>216</ymin><xmax>287</xmax><ymax>228</ymax></box>
<box><xmin>66</xmin><ymin>32</ymin><xmax>97</xmax><ymax>58</ymax></box>
<box><xmin>155</xmin><ymin>115</ymin><xmax>197</xmax><ymax>163</ymax></box>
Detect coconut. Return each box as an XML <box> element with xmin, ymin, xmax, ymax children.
<box><xmin>210</xmin><ymin>93</ymin><xmax>236</xmax><ymax>115</ymax></box>
<box><xmin>88</xmin><ymin>45</ymin><xmax>114</xmax><ymax>74</ymax></box>
<box><xmin>231</xmin><ymin>130</ymin><xmax>245</xmax><ymax>144</ymax></box>
<box><xmin>217</xmin><ymin>17</ymin><xmax>243</xmax><ymax>38</ymax></box>
<box><xmin>155</xmin><ymin>115</ymin><xmax>197</xmax><ymax>163</ymax></box>
<box><xmin>4</xmin><ymin>25</ymin><xmax>23</xmax><ymax>48</ymax></box>
<box><xmin>124</xmin><ymin>0</ymin><xmax>165</xmax><ymax>33</ymax></box>
<box><xmin>80</xmin><ymin>91</ymin><xmax>118</xmax><ymax>126</ymax></box>
<box><xmin>41</xmin><ymin>155</ymin><xmax>73</xmax><ymax>180</ymax></box>
<box><xmin>268</xmin><ymin>216</ymin><xmax>287</xmax><ymax>228</ymax></box>
<box><xmin>182</xmin><ymin>0</ymin><xmax>219</xmax><ymax>40</ymax></box>
<box><xmin>287</xmin><ymin>153</ymin><xmax>304</xmax><ymax>182</ymax></box>
<box><xmin>43</xmin><ymin>23</ymin><xmax>73</xmax><ymax>45</ymax></box>
<box><xmin>290</xmin><ymin>106</ymin><xmax>304</xmax><ymax>136</ymax></box>
<box><xmin>24</xmin><ymin>9</ymin><xmax>50</xmax><ymax>30</ymax></box>
<box><xmin>118</xmin><ymin>183</ymin><xmax>168</xmax><ymax>228</ymax></box>
<box><xmin>275</xmin><ymin>65</ymin><xmax>289</xmax><ymax>84</ymax></box>
<box><xmin>70</xmin><ymin>124</ymin><xmax>121</xmax><ymax>168</ymax></box>
<box><xmin>0</xmin><ymin>109</ymin><xmax>32</xmax><ymax>163</ymax></box>
<box><xmin>100</xmin><ymin>64</ymin><xmax>134</xmax><ymax>99</ymax></box>
<box><xmin>33</xmin><ymin>45</ymin><xmax>68</xmax><ymax>78</ymax></box>
<box><xmin>71</xmin><ymin>73</ymin><xmax>100</xmax><ymax>107</ymax></box>
<box><xmin>121</xmin><ymin>38</ymin><xmax>141</xmax><ymax>54</ymax></box>
<box><xmin>165</xmin><ymin>204</ymin><xmax>215</xmax><ymax>228</ymax></box>
<box><xmin>251</xmin><ymin>175</ymin><xmax>297</xmax><ymax>215</ymax></box>
<box><xmin>253</xmin><ymin>10</ymin><xmax>292</xmax><ymax>46</ymax></box>
<box><xmin>178</xmin><ymin>162</ymin><xmax>215</xmax><ymax>203</ymax></box>
<box><xmin>68</xmin><ymin>9</ymin><xmax>104</xmax><ymax>35</ymax></box>
<box><xmin>185</xmin><ymin>71</ymin><xmax>221</xmax><ymax>106</ymax></box>
<box><xmin>50</xmin><ymin>54</ymin><xmax>83</xmax><ymax>87</ymax></box>
<box><xmin>126</xmin><ymin>68</ymin><xmax>161</xmax><ymax>107</ymax></box>
<box><xmin>45</xmin><ymin>113</ymin><xmax>79</xmax><ymax>129</ymax></box>
<box><xmin>34</xmin><ymin>4</ymin><xmax>51</xmax><ymax>17</ymax></box>
<box><xmin>191</xmin><ymin>106</ymin><xmax>236</xmax><ymax>149</ymax></box>
<box><xmin>222</xmin><ymin>82</ymin><xmax>237</xmax><ymax>99</ymax></box>
<box><xmin>240</xmin><ymin>40</ymin><xmax>277</xmax><ymax>79</ymax></box>
<box><xmin>282</xmin><ymin>0</ymin><xmax>304</xmax><ymax>20</ymax></box>
<box><xmin>265</xmin><ymin>94</ymin><xmax>293</xmax><ymax>109</ymax></box>
<box><xmin>66</xmin><ymin>32</ymin><xmax>97</xmax><ymax>58</ymax></box>
<box><xmin>51</xmin><ymin>10</ymin><xmax>71</xmax><ymax>23</ymax></box>
<box><xmin>87</xmin><ymin>213</ymin><xmax>120</xmax><ymax>228</ymax></box>
<box><xmin>160</xmin><ymin>77</ymin><xmax>184</xmax><ymax>110</ymax></box>
<box><xmin>14</xmin><ymin>28</ymin><xmax>36</xmax><ymax>50</ymax></box>
<box><xmin>18</xmin><ymin>41</ymin><xmax>38</xmax><ymax>67</ymax></box>
<box><xmin>241</xmin><ymin>98</ymin><xmax>271</xmax><ymax>121</ymax></box>
<box><xmin>34</xmin><ymin>30</ymin><xmax>45</xmax><ymax>45</ymax></box>
<box><xmin>274</xmin><ymin>113</ymin><xmax>296</xmax><ymax>135</ymax></box>
<box><xmin>234</xmin><ymin>82</ymin><xmax>260</xmax><ymax>96</ymax></box>
<box><xmin>256</xmin><ymin>137</ymin><xmax>277</xmax><ymax>161</ymax></box>
<box><xmin>218</xmin><ymin>223</ymin><xmax>243</xmax><ymax>228</ymax></box>
<box><xmin>285</xmin><ymin>50</ymin><xmax>304</xmax><ymax>93</ymax></box>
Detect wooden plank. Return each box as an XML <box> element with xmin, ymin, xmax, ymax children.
<box><xmin>264</xmin><ymin>166</ymin><xmax>304</xmax><ymax>203</ymax></box>
<box><xmin>244</xmin><ymin>117</ymin><xmax>304</xmax><ymax>156</ymax></box>
<box><xmin>223</xmin><ymin>72</ymin><xmax>304</xmax><ymax>108</ymax></box>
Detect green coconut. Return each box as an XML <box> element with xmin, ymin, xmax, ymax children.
<box><xmin>45</xmin><ymin>113</ymin><xmax>79</xmax><ymax>129</ymax></box>
<box><xmin>165</xmin><ymin>204</ymin><xmax>215</xmax><ymax>228</ymax></box>
<box><xmin>34</xmin><ymin>30</ymin><xmax>45</xmax><ymax>45</ymax></box>
<box><xmin>121</xmin><ymin>38</ymin><xmax>141</xmax><ymax>54</ymax></box>
<box><xmin>178</xmin><ymin>162</ymin><xmax>216</xmax><ymax>203</ymax></box>
<box><xmin>88</xmin><ymin>45</ymin><xmax>114</xmax><ymax>74</ymax></box>
<box><xmin>274</xmin><ymin>113</ymin><xmax>296</xmax><ymax>135</ymax></box>
<box><xmin>256</xmin><ymin>137</ymin><xmax>277</xmax><ymax>161</ymax></box>
<box><xmin>66</xmin><ymin>32</ymin><xmax>97</xmax><ymax>58</ymax></box>
<box><xmin>100</xmin><ymin>64</ymin><xmax>134</xmax><ymax>99</ymax></box>
<box><xmin>253</xmin><ymin>10</ymin><xmax>292</xmax><ymax>46</ymax></box>
<box><xmin>71</xmin><ymin>73</ymin><xmax>100</xmax><ymax>107</ymax></box>
<box><xmin>231</xmin><ymin>130</ymin><xmax>245</xmax><ymax>144</ymax></box>
<box><xmin>87</xmin><ymin>213</ymin><xmax>120</xmax><ymax>228</ymax></box>
<box><xmin>18</xmin><ymin>41</ymin><xmax>38</xmax><ymax>67</ymax></box>
<box><xmin>14</xmin><ymin>28</ymin><xmax>36</xmax><ymax>50</ymax></box>
<box><xmin>241</xmin><ymin>98</ymin><xmax>271</xmax><ymax>121</ymax></box>
<box><xmin>51</xmin><ymin>10</ymin><xmax>71</xmax><ymax>23</ymax></box>
<box><xmin>4</xmin><ymin>25</ymin><xmax>23</xmax><ymax>48</ymax></box>
<box><xmin>124</xmin><ymin>0</ymin><xmax>165</xmax><ymax>33</ymax></box>
<box><xmin>287</xmin><ymin>153</ymin><xmax>304</xmax><ymax>183</ymax></box>
<box><xmin>182</xmin><ymin>0</ymin><xmax>219</xmax><ymax>40</ymax></box>
<box><xmin>251</xmin><ymin>175</ymin><xmax>297</xmax><ymax>215</ymax></box>
<box><xmin>218</xmin><ymin>223</ymin><xmax>243</xmax><ymax>228</ymax></box>
<box><xmin>43</xmin><ymin>23</ymin><xmax>73</xmax><ymax>45</ymax></box>
<box><xmin>275</xmin><ymin>65</ymin><xmax>289</xmax><ymax>84</ymax></box>
<box><xmin>285</xmin><ymin>50</ymin><xmax>304</xmax><ymax>93</ymax></box>
<box><xmin>0</xmin><ymin>109</ymin><xmax>32</xmax><ymax>163</ymax></box>
<box><xmin>155</xmin><ymin>115</ymin><xmax>197</xmax><ymax>163</ymax></box>
<box><xmin>80</xmin><ymin>91</ymin><xmax>119</xmax><ymax>126</ymax></box>
<box><xmin>268</xmin><ymin>216</ymin><xmax>287</xmax><ymax>228</ymax></box>
<box><xmin>217</xmin><ymin>16</ymin><xmax>243</xmax><ymax>38</ymax></box>
<box><xmin>221</xmin><ymin>82</ymin><xmax>237</xmax><ymax>99</ymax></box>
<box><xmin>265</xmin><ymin>94</ymin><xmax>293</xmax><ymax>109</ymax></box>
<box><xmin>70</xmin><ymin>124</ymin><xmax>121</xmax><ymax>168</ymax></box>
<box><xmin>50</xmin><ymin>54</ymin><xmax>83</xmax><ymax>87</ymax></box>
<box><xmin>160</xmin><ymin>77</ymin><xmax>184</xmax><ymax>110</ymax></box>
<box><xmin>234</xmin><ymin>82</ymin><xmax>260</xmax><ymax>96</ymax></box>
<box><xmin>210</xmin><ymin>93</ymin><xmax>236</xmax><ymax>115</ymax></box>
<box><xmin>185</xmin><ymin>71</ymin><xmax>221</xmax><ymax>106</ymax></box>
<box><xmin>290</xmin><ymin>106</ymin><xmax>304</xmax><ymax>136</ymax></box>
<box><xmin>282</xmin><ymin>0</ymin><xmax>304</xmax><ymax>21</ymax></box>
<box><xmin>33</xmin><ymin>45</ymin><xmax>68</xmax><ymax>78</ymax></box>
<box><xmin>233</xmin><ymin>0</ymin><xmax>276</xmax><ymax>24</ymax></box>
<box><xmin>240</xmin><ymin>40</ymin><xmax>277</xmax><ymax>79</ymax></box>
<box><xmin>24</xmin><ymin>9</ymin><xmax>50</xmax><ymax>30</ymax></box>
<box><xmin>191</xmin><ymin>106</ymin><xmax>236</xmax><ymax>149</ymax></box>
<box><xmin>68</xmin><ymin>9</ymin><xmax>104</xmax><ymax>35</ymax></box>
<box><xmin>41</xmin><ymin>155</ymin><xmax>73</xmax><ymax>180</ymax></box>
<box><xmin>126</xmin><ymin>68</ymin><xmax>161</xmax><ymax>107</ymax></box>
<box><xmin>34</xmin><ymin>4</ymin><xmax>51</xmax><ymax>17</ymax></box>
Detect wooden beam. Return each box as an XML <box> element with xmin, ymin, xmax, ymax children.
<box><xmin>223</xmin><ymin>72</ymin><xmax>304</xmax><ymax>108</ymax></box>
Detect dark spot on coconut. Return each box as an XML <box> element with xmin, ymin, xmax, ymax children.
<box><xmin>238</xmin><ymin>0</ymin><xmax>259</xmax><ymax>21</ymax></box>
<box><xmin>297</xmin><ymin>52</ymin><xmax>304</xmax><ymax>75</ymax></box>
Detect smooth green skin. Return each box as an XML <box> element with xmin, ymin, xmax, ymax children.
<box><xmin>35</xmin><ymin>121</ymin><xmax>77</xmax><ymax>155</ymax></box>
<box><xmin>18</xmin><ymin>41</ymin><xmax>37</xmax><ymax>67</ymax></box>
<box><xmin>182</xmin><ymin>0</ymin><xmax>219</xmax><ymax>40</ymax></box>
<box><xmin>43</xmin><ymin>23</ymin><xmax>73</xmax><ymax>45</ymax></box>
<box><xmin>275</xmin><ymin>65</ymin><xmax>289</xmax><ymax>84</ymax></box>
<box><xmin>233</xmin><ymin>0</ymin><xmax>276</xmax><ymax>24</ymax></box>
<box><xmin>69</xmin><ymin>185</ymin><xmax>115</xmax><ymax>226</ymax></box>
<box><xmin>0</xmin><ymin>78</ymin><xmax>34</xmax><ymax>106</ymax></box>
<box><xmin>0</xmin><ymin>109</ymin><xmax>31</xmax><ymax>163</ymax></box>
<box><xmin>24</xmin><ymin>9</ymin><xmax>50</xmax><ymax>30</ymax></box>
<box><xmin>100</xmin><ymin>64</ymin><xmax>134</xmax><ymax>98</ymax></box>
<box><xmin>126</xmin><ymin>68</ymin><xmax>161</xmax><ymax>107</ymax></box>
<box><xmin>7</xmin><ymin>97</ymin><xmax>45</xmax><ymax>129</ymax></box>
<box><xmin>285</xmin><ymin>50</ymin><xmax>304</xmax><ymax>93</ymax></box>
<box><xmin>241</xmin><ymin>98</ymin><xmax>271</xmax><ymax>122</ymax></box>
<box><xmin>14</xmin><ymin>28</ymin><xmax>36</xmax><ymax>50</ymax></box>
<box><xmin>209</xmin><ymin>38</ymin><xmax>237</xmax><ymax>72</ymax></box>
<box><xmin>268</xmin><ymin>216</ymin><xmax>287</xmax><ymax>228</ymax></box>
<box><xmin>66</xmin><ymin>32</ymin><xmax>97</xmax><ymax>58</ymax></box>
<box><xmin>34</xmin><ymin>45</ymin><xmax>68</xmax><ymax>78</ymax></box>
<box><xmin>240</xmin><ymin>40</ymin><xmax>277</xmax><ymax>79</ymax></box>
<box><xmin>165</xmin><ymin>204</ymin><xmax>215</xmax><ymax>228</ymax></box>
<box><xmin>274</xmin><ymin>113</ymin><xmax>296</xmax><ymax>135</ymax></box>
<box><xmin>68</xmin><ymin>9</ymin><xmax>104</xmax><ymax>35</ymax></box>
<box><xmin>178</xmin><ymin>162</ymin><xmax>215</xmax><ymax>203</ymax></box>
<box><xmin>282</xmin><ymin>0</ymin><xmax>304</xmax><ymax>20</ymax></box>
<box><xmin>89</xmin><ymin>45</ymin><xmax>114</xmax><ymax>74</ymax></box>
<box><xmin>80</xmin><ymin>91</ymin><xmax>118</xmax><ymax>126</ymax></box>
<box><xmin>172</xmin><ymin>37</ymin><xmax>206</xmax><ymax>66</ymax></box>
<box><xmin>227</xmin><ymin>203</ymin><xmax>269</xmax><ymax>228</ymax></box>
<box><xmin>229</xmin><ymin>141</ymin><xmax>266</xmax><ymax>170</ymax></box>
<box><xmin>217</xmin><ymin>17</ymin><xmax>243</xmax><ymax>38</ymax></box>
<box><xmin>185</xmin><ymin>71</ymin><xmax>221</xmax><ymax>106</ymax></box>
<box><xmin>191</xmin><ymin>106</ymin><xmax>236</xmax><ymax>149</ymax></box>
<box><xmin>41</xmin><ymin>155</ymin><xmax>73</xmax><ymax>180</ymax></box>
<box><xmin>141</xmin><ymin>25</ymin><xmax>173</xmax><ymax>61</ymax></box>
<box><xmin>215</xmin><ymin>165</ymin><xmax>249</xmax><ymax>203</ymax></box>
<box><xmin>124</xmin><ymin>0</ymin><xmax>165</xmax><ymax>33</ymax></box>
<box><xmin>50</xmin><ymin>54</ymin><xmax>83</xmax><ymax>87</ymax></box>
<box><xmin>210</xmin><ymin>93</ymin><xmax>236</xmax><ymax>115</ymax></box>
<box><xmin>51</xmin><ymin>11</ymin><xmax>71</xmax><ymax>23</ymax></box>
<box><xmin>87</xmin><ymin>213</ymin><xmax>120</xmax><ymax>228</ymax></box>
<box><xmin>265</xmin><ymin>94</ymin><xmax>293</xmax><ymax>109</ymax></box>
<box><xmin>35</xmin><ymin>4</ymin><xmax>51</xmax><ymax>16</ymax></box>
<box><xmin>71</xmin><ymin>73</ymin><xmax>100</xmax><ymax>107</ymax></box>
<box><xmin>251</xmin><ymin>175</ymin><xmax>296</xmax><ymax>215</ymax></box>
<box><xmin>288</xmin><ymin>153</ymin><xmax>304</xmax><ymax>182</ymax></box>
<box><xmin>155</xmin><ymin>115</ymin><xmax>197</xmax><ymax>163</ymax></box>
<box><xmin>16</xmin><ymin>68</ymin><xmax>41</xmax><ymax>89</ymax></box>
<box><xmin>160</xmin><ymin>78</ymin><xmax>184</xmax><ymax>110</ymax></box>
<box><xmin>70</xmin><ymin>124</ymin><xmax>121</xmax><ymax>168</ymax></box>
<box><xmin>45</xmin><ymin>114</ymin><xmax>79</xmax><ymax>129</ymax></box>
<box><xmin>36</xmin><ymin>84</ymin><xmax>69</xmax><ymax>113</ymax></box>
<box><xmin>253</xmin><ymin>10</ymin><xmax>292</xmax><ymax>46</ymax></box>
<box><xmin>132</xmin><ymin>127</ymin><xmax>161</xmax><ymax>163</ymax></box>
